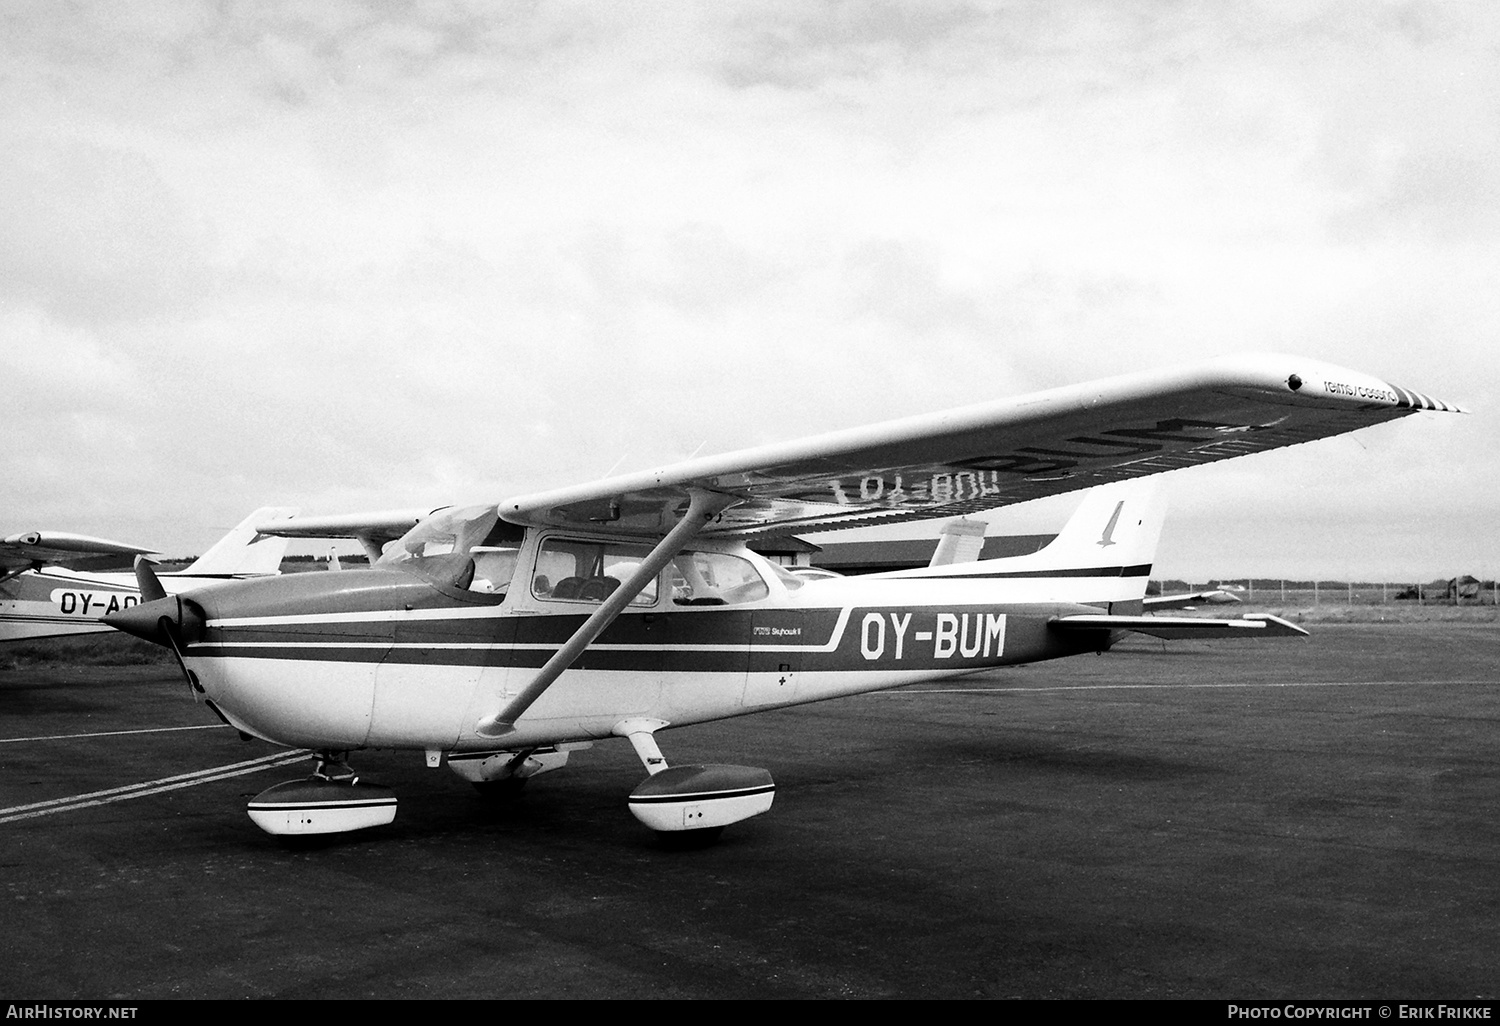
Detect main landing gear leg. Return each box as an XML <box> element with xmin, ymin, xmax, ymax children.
<box><xmin>615</xmin><ymin>718</ymin><xmax>776</xmax><ymax>846</ymax></box>
<box><xmin>246</xmin><ymin>750</ymin><xmax>396</xmax><ymax>837</ymax></box>
<box><xmin>312</xmin><ymin>750</ymin><xmax>358</xmax><ymax>784</ymax></box>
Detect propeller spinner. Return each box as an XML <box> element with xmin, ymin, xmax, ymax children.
<box><xmin>104</xmin><ymin>558</ymin><xmax>206</xmax><ymax>694</ymax></box>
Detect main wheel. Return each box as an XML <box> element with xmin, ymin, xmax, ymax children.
<box><xmin>471</xmin><ymin>777</ymin><xmax>528</xmax><ymax>802</ymax></box>
<box><xmin>655</xmin><ymin>826</ymin><xmax>724</xmax><ymax>849</ymax></box>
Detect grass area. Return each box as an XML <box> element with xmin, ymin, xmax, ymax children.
<box><xmin>0</xmin><ymin>632</ymin><xmax>173</xmax><ymax>670</ymax></box>
<box><xmin>1240</xmin><ymin>603</ymin><xmax>1499</xmax><ymax>624</ymax></box>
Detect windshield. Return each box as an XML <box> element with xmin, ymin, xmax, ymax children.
<box><xmin>378</xmin><ymin>504</ymin><xmax>523</xmax><ymax>594</ymax></box>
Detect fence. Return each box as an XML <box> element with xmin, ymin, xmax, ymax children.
<box><xmin>1151</xmin><ymin>580</ymin><xmax>1500</xmax><ymax>607</ymax></box>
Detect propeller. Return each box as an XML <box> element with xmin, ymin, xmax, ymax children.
<box><xmin>133</xmin><ymin>554</ymin><xmax>166</xmax><ymax>601</ymax></box>
<box><xmin>104</xmin><ymin>558</ymin><xmax>207</xmax><ymax>695</ymax></box>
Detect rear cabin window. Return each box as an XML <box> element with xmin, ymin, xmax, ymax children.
<box><xmin>668</xmin><ymin>552</ymin><xmax>769</xmax><ymax>606</ymax></box>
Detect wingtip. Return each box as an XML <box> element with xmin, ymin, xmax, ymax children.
<box><xmin>1386</xmin><ymin>382</ymin><xmax>1469</xmax><ymax>414</ymax></box>
<box><xmin>1228</xmin><ymin>353</ymin><xmax>1468</xmax><ymax>414</ymax></box>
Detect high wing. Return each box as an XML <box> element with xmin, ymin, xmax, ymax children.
<box><xmin>499</xmin><ymin>354</ymin><xmax>1464</xmax><ymax>539</ymax></box>
<box><xmin>253</xmin><ymin>508</ymin><xmax>448</xmax><ymax>563</ymax></box>
<box><xmin>0</xmin><ymin>531</ymin><xmax>157</xmax><ymax>580</ymax></box>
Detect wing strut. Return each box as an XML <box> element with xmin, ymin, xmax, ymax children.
<box><xmin>475</xmin><ymin>488</ymin><xmax>739</xmax><ymax>738</ymax></box>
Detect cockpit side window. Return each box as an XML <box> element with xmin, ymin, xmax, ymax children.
<box><xmin>533</xmin><ymin>539</ymin><xmax>659</xmax><ymax>606</ymax></box>
<box><xmin>469</xmin><ymin>546</ymin><xmax>521</xmax><ymax>595</ymax></box>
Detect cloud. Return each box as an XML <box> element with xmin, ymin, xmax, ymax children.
<box><xmin>0</xmin><ymin>0</ymin><xmax>1492</xmax><ymax>574</ymax></box>
<box><xmin>0</xmin><ymin>136</ymin><xmax>217</xmax><ymax>322</ymax></box>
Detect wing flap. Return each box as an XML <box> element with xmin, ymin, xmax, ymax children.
<box><xmin>498</xmin><ymin>354</ymin><xmax>1464</xmax><ymax>539</ymax></box>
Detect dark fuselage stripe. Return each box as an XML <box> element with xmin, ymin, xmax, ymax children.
<box><xmin>906</xmin><ymin>563</ymin><xmax>1152</xmax><ymax>580</ymax></box>
<box><xmin>186</xmin><ymin>604</ymin><xmax>1102</xmax><ymax>670</ymax></box>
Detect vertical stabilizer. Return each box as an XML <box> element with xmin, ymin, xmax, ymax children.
<box><xmin>897</xmin><ymin>482</ymin><xmax>1168</xmax><ymax>610</ymax></box>
<box><xmin>928</xmin><ymin>518</ymin><xmax>988</xmax><ymax>567</ymax></box>
<box><xmin>1027</xmin><ymin>481</ymin><xmax>1167</xmax><ymax>574</ymax></box>
<box><xmin>177</xmin><ymin>507</ymin><xmax>300</xmax><ymax>576</ymax></box>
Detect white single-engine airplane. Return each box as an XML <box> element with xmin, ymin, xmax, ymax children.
<box><xmin>105</xmin><ymin>355</ymin><xmax>1464</xmax><ymax>843</ymax></box>
<box><xmin>0</xmin><ymin>509</ymin><xmax>313</xmax><ymax>644</ymax></box>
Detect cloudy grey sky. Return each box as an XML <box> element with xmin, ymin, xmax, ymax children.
<box><xmin>3</xmin><ymin>1</ymin><xmax>1494</xmax><ymax>581</ymax></box>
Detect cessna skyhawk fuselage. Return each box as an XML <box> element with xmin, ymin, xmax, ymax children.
<box><xmin>105</xmin><ymin>355</ymin><xmax>1464</xmax><ymax>842</ymax></box>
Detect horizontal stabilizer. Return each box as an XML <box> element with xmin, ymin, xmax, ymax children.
<box><xmin>1051</xmin><ymin>612</ymin><xmax>1308</xmax><ymax>639</ymax></box>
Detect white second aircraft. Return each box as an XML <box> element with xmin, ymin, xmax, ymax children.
<box><xmin>105</xmin><ymin>355</ymin><xmax>1464</xmax><ymax>843</ymax></box>
<box><xmin>0</xmin><ymin>508</ymin><xmax>311</xmax><ymax>644</ymax></box>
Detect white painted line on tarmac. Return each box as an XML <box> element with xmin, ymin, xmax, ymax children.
<box><xmin>0</xmin><ymin>723</ymin><xmax>228</xmax><ymax>743</ymax></box>
<box><xmin>0</xmin><ymin>749</ymin><xmax>311</xmax><ymax>824</ymax></box>
<box><xmin>885</xmin><ymin>679</ymin><xmax>1498</xmax><ymax>694</ymax></box>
